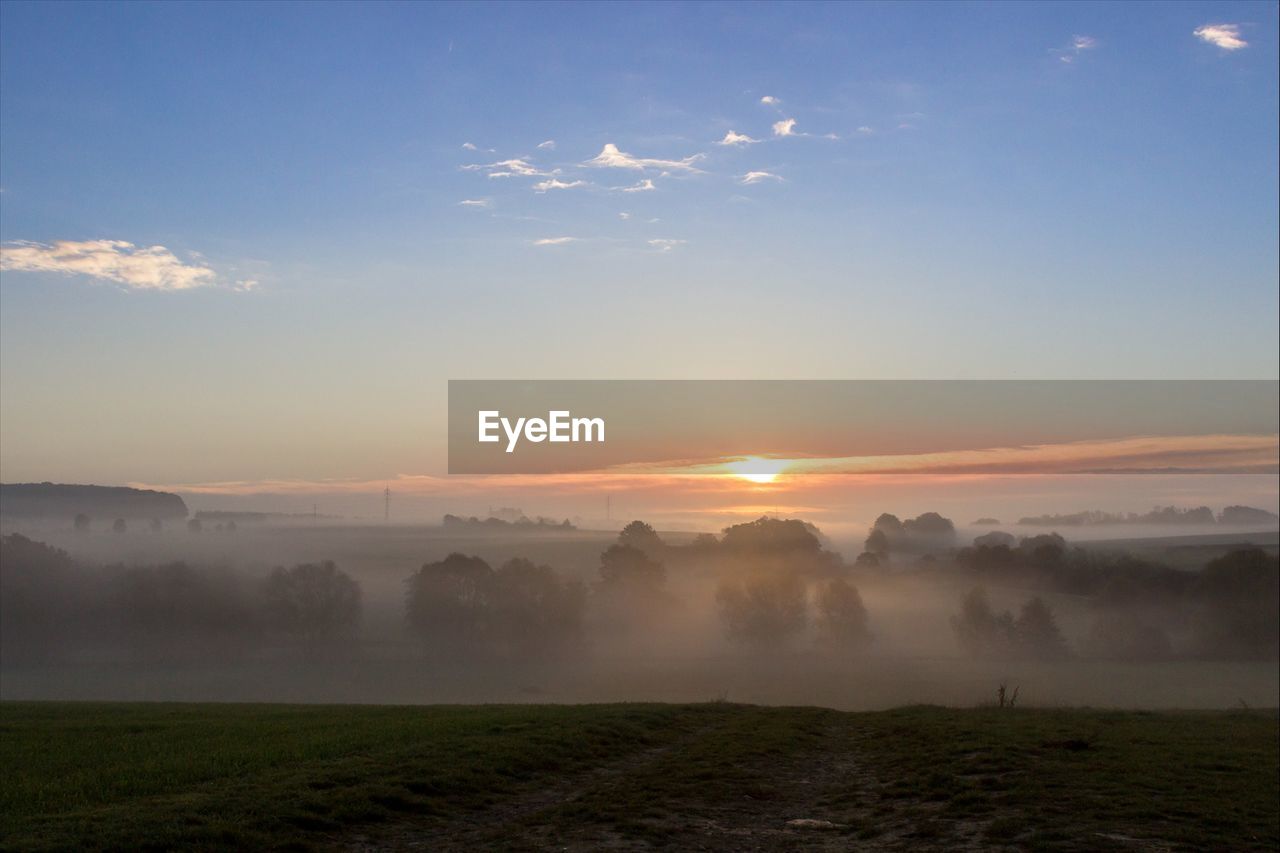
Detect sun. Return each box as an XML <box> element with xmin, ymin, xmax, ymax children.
<box><xmin>723</xmin><ymin>456</ymin><xmax>790</xmax><ymax>484</ymax></box>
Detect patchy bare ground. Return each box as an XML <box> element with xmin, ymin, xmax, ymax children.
<box><xmin>340</xmin><ymin>713</ymin><xmax>1085</xmax><ymax>851</ymax></box>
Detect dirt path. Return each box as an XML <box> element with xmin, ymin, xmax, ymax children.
<box><xmin>337</xmin><ymin>717</ymin><xmax>1022</xmax><ymax>851</ymax></box>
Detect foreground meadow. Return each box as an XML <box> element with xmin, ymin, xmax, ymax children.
<box><xmin>1</xmin><ymin>701</ymin><xmax>1276</xmax><ymax>851</ymax></box>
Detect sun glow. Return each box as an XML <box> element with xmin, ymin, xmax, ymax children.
<box><xmin>722</xmin><ymin>456</ymin><xmax>791</xmax><ymax>484</ymax></box>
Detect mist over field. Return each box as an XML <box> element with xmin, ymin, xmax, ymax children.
<box><xmin>3</xmin><ymin>506</ymin><xmax>1276</xmax><ymax>710</ymax></box>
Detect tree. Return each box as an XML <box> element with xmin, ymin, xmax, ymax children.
<box><xmin>716</xmin><ymin>572</ymin><xmax>808</xmax><ymax>650</ymax></box>
<box><xmin>405</xmin><ymin>553</ymin><xmax>494</xmax><ymax>653</ymax></box>
<box><xmin>115</xmin><ymin>563</ymin><xmax>257</xmax><ymax>658</ymax></box>
<box><xmin>187</xmin><ymin>518</ymin><xmax>203</xmax><ymax>534</ymax></box>
<box><xmin>617</xmin><ymin>520</ymin><xmax>664</xmax><ymax>557</ymax></box>
<box><xmin>1014</xmin><ymin>597</ymin><xmax>1068</xmax><ymax>659</ymax></box>
<box><xmin>263</xmin><ymin>561</ymin><xmax>361</xmax><ymax>651</ymax></box>
<box><xmin>951</xmin><ymin>587</ymin><xmax>1014</xmax><ymax>657</ymax></box>
<box><xmin>489</xmin><ymin>558</ymin><xmax>585</xmax><ymax>659</ymax></box>
<box><xmin>720</xmin><ymin>517</ymin><xmax>841</xmax><ymax>577</ymax></box>
<box><xmin>865</xmin><ymin>512</ymin><xmax>956</xmax><ymax>555</ymax></box>
<box><xmin>112</xmin><ymin>518</ymin><xmax>127</xmax><ymax>534</ymax></box>
<box><xmin>599</xmin><ymin>544</ymin><xmax>665</xmax><ymax>588</ymax></box>
<box><xmin>1019</xmin><ymin>533</ymin><xmax>1066</xmax><ymax>564</ymax></box>
<box><xmin>903</xmin><ymin>512</ymin><xmax>956</xmax><ymax>540</ymax></box>
<box><xmin>1</xmin><ymin>534</ymin><xmax>84</xmax><ymax>661</ymax></box>
<box><xmin>814</xmin><ymin>578</ymin><xmax>872</xmax><ymax>651</ymax></box>
<box><xmin>863</xmin><ymin>528</ymin><xmax>890</xmax><ymax>558</ymax></box>
<box><xmin>853</xmin><ymin>551</ymin><xmax>881</xmax><ymax>570</ymax></box>
<box><xmin>149</xmin><ymin>518</ymin><xmax>163</xmax><ymax>533</ymax></box>
<box><xmin>973</xmin><ymin>530</ymin><xmax>1015</xmax><ymax>548</ymax></box>
<box><xmin>722</xmin><ymin>517</ymin><xmax>823</xmax><ymax>556</ymax></box>
<box><xmin>1192</xmin><ymin>548</ymin><xmax>1280</xmax><ymax>659</ymax></box>
<box><xmin>73</xmin><ymin>513</ymin><xmax>90</xmax><ymax>532</ymax></box>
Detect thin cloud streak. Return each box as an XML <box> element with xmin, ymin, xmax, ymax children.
<box><xmin>739</xmin><ymin>171</ymin><xmax>783</xmax><ymax>185</ymax></box>
<box><xmin>582</xmin><ymin>143</ymin><xmax>704</xmax><ymax>172</ymax></box>
<box><xmin>615</xmin><ymin>178</ymin><xmax>657</xmax><ymax>192</ymax></box>
<box><xmin>532</xmin><ymin>178</ymin><xmax>587</xmax><ymax>192</ymax></box>
<box><xmin>1</xmin><ymin>239</ymin><xmax>218</xmax><ymax>291</ymax></box>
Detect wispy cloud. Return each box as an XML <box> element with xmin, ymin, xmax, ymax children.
<box><xmin>716</xmin><ymin>130</ymin><xmax>760</xmax><ymax>146</ymax></box>
<box><xmin>772</xmin><ymin>118</ymin><xmax>797</xmax><ymax>137</ymax></box>
<box><xmin>1194</xmin><ymin>23</ymin><xmax>1248</xmax><ymax>51</ymax></box>
<box><xmin>760</xmin><ymin>95</ymin><xmax>780</xmax><ymax>106</ymax></box>
<box><xmin>461</xmin><ymin>142</ymin><xmax>478</xmax><ymax>150</ymax></box>
<box><xmin>619</xmin><ymin>212</ymin><xmax>631</xmax><ymax>220</ymax></box>
<box><xmin>462</xmin><ymin>158</ymin><xmax>554</xmax><ymax>178</ymax></box>
<box><xmin>856</xmin><ymin>126</ymin><xmax>874</xmax><ymax>135</ymax></box>
<box><xmin>531</xmin><ymin>236</ymin><xmax>578</xmax><ymax>246</ymax></box>
<box><xmin>532</xmin><ymin>178</ymin><xmax>587</xmax><ymax>192</ymax></box>
<box><xmin>583</xmin><ymin>143</ymin><xmax>704</xmax><ymax>172</ymax></box>
<box><xmin>739</xmin><ymin>171</ymin><xmax>783</xmax><ymax>185</ymax></box>
<box><xmin>537</xmin><ymin>139</ymin><xmax>556</xmax><ymax>150</ymax></box>
<box><xmin>1054</xmin><ymin>33</ymin><xmax>1098</xmax><ymax>63</ymax></box>
<box><xmin>648</xmin><ymin>239</ymin><xmax>687</xmax><ymax>252</ymax></box>
<box><xmin>615</xmin><ymin>178</ymin><xmax>657</xmax><ymax>193</ymax></box>
<box><xmin>458</xmin><ymin>198</ymin><xmax>492</xmax><ymax>208</ymax></box>
<box><xmin>1</xmin><ymin>239</ymin><xmax>218</xmax><ymax>291</ymax></box>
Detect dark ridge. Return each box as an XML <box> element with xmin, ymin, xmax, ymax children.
<box><xmin>0</xmin><ymin>482</ymin><xmax>188</xmax><ymax>520</ymax></box>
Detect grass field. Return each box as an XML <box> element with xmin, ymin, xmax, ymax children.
<box><xmin>1</xmin><ymin>702</ymin><xmax>1276</xmax><ymax>851</ymax></box>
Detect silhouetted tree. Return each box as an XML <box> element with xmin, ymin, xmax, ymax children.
<box><xmin>489</xmin><ymin>558</ymin><xmax>585</xmax><ymax>659</ymax></box>
<box><xmin>187</xmin><ymin>518</ymin><xmax>202</xmax><ymax>534</ymax></box>
<box><xmin>1191</xmin><ymin>548</ymin><xmax>1280</xmax><ymax>659</ymax></box>
<box><xmin>73</xmin><ymin>513</ymin><xmax>90</xmax><ymax>532</ymax></box>
<box><xmin>263</xmin><ymin>561</ymin><xmax>361</xmax><ymax>652</ymax></box>
<box><xmin>599</xmin><ymin>544</ymin><xmax>665</xmax><ymax>588</ymax></box>
<box><xmin>973</xmin><ymin>530</ymin><xmax>1016</xmax><ymax>548</ymax></box>
<box><xmin>1019</xmin><ymin>533</ymin><xmax>1066</xmax><ymax>564</ymax></box>
<box><xmin>951</xmin><ymin>587</ymin><xmax>1015</xmax><ymax>657</ymax></box>
<box><xmin>1014</xmin><ymin>597</ymin><xmax>1068</xmax><ymax>659</ymax></box>
<box><xmin>112</xmin><ymin>518</ymin><xmax>127</xmax><ymax>534</ymax></box>
<box><xmin>0</xmin><ymin>535</ymin><xmax>86</xmax><ymax>661</ymax></box>
<box><xmin>716</xmin><ymin>572</ymin><xmax>807</xmax><ymax>650</ymax></box>
<box><xmin>814</xmin><ymin>578</ymin><xmax>872</xmax><ymax>651</ymax></box>
<box><xmin>865</xmin><ymin>511</ymin><xmax>956</xmax><ymax>555</ymax></box>
<box><xmin>115</xmin><ymin>563</ymin><xmax>257</xmax><ymax>658</ymax></box>
<box><xmin>719</xmin><ymin>517</ymin><xmax>841</xmax><ymax>577</ymax></box>
<box><xmin>617</xmin><ymin>520</ymin><xmax>664</xmax><ymax>557</ymax></box>
<box><xmin>863</xmin><ymin>528</ymin><xmax>890</xmax><ymax>558</ymax></box>
<box><xmin>149</xmin><ymin>518</ymin><xmax>163</xmax><ymax>533</ymax></box>
<box><xmin>853</xmin><ymin>551</ymin><xmax>881</xmax><ymax>570</ymax></box>
<box><xmin>405</xmin><ymin>553</ymin><xmax>494</xmax><ymax>654</ymax></box>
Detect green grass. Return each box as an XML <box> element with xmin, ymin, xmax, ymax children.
<box><xmin>1</xmin><ymin>701</ymin><xmax>1276</xmax><ymax>851</ymax></box>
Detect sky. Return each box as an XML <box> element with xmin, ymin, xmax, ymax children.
<box><xmin>1</xmin><ymin>1</ymin><xmax>1277</xmax><ymax>521</ymax></box>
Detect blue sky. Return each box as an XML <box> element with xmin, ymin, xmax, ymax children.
<box><xmin>1</xmin><ymin>1</ymin><xmax>1277</xmax><ymax>492</ymax></box>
